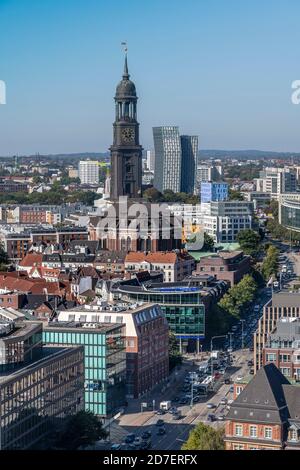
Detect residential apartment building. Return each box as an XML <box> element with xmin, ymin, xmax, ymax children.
<box><xmin>124</xmin><ymin>251</ymin><xmax>195</xmax><ymax>282</ymax></box>
<box><xmin>196</xmin><ymin>164</ymin><xmax>223</xmax><ymax>184</ymax></box>
<box><xmin>225</xmin><ymin>363</ymin><xmax>300</xmax><ymax>450</ymax></box>
<box><xmin>57</xmin><ymin>302</ymin><xmax>169</xmax><ymax>398</ymax></box>
<box><xmin>254</xmin><ymin>167</ymin><xmax>297</xmax><ymax>199</ymax></box>
<box><xmin>78</xmin><ymin>160</ymin><xmax>100</xmax><ymax>185</ymax></box>
<box><xmin>254</xmin><ymin>293</ymin><xmax>300</xmax><ymax>371</ymax></box>
<box><xmin>263</xmin><ymin>318</ymin><xmax>300</xmax><ymax>382</ymax></box>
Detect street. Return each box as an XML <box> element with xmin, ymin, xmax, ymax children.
<box><xmin>107</xmin><ymin>349</ymin><xmax>251</xmax><ymax>450</ymax></box>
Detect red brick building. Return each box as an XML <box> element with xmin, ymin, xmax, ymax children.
<box><xmin>57</xmin><ymin>302</ymin><xmax>169</xmax><ymax>398</ymax></box>
<box><xmin>193</xmin><ymin>250</ymin><xmax>251</xmax><ymax>286</ymax></box>
<box><xmin>225</xmin><ymin>364</ymin><xmax>300</xmax><ymax>450</ymax></box>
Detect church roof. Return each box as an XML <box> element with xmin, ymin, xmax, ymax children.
<box><xmin>115</xmin><ymin>54</ymin><xmax>136</xmax><ymax>98</ymax></box>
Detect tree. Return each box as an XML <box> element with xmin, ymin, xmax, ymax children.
<box><xmin>229</xmin><ymin>189</ymin><xmax>244</xmax><ymax>201</ymax></box>
<box><xmin>143</xmin><ymin>187</ymin><xmax>163</xmax><ymax>202</ymax></box>
<box><xmin>202</xmin><ymin>232</ymin><xmax>214</xmax><ymax>251</ymax></box>
<box><xmin>56</xmin><ymin>410</ymin><xmax>108</xmax><ymax>450</ymax></box>
<box><xmin>182</xmin><ymin>422</ymin><xmax>225</xmax><ymax>450</ymax></box>
<box><xmin>168</xmin><ymin>331</ymin><xmax>182</xmax><ymax>370</ymax></box>
<box><xmin>218</xmin><ymin>274</ymin><xmax>257</xmax><ymax>319</ymax></box>
<box><xmin>237</xmin><ymin>229</ymin><xmax>261</xmax><ymax>256</ymax></box>
<box><xmin>261</xmin><ymin>245</ymin><xmax>279</xmax><ymax>281</ymax></box>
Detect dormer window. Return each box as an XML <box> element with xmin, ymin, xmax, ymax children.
<box><xmin>289</xmin><ymin>428</ymin><xmax>299</xmax><ymax>441</ymax></box>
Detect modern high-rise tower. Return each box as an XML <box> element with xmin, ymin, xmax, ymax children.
<box><xmin>153</xmin><ymin>126</ymin><xmax>182</xmax><ymax>193</ymax></box>
<box><xmin>180</xmin><ymin>135</ymin><xmax>198</xmax><ymax>194</ymax></box>
<box><xmin>153</xmin><ymin>127</ymin><xmax>198</xmax><ymax>194</ymax></box>
<box><xmin>110</xmin><ymin>54</ymin><xmax>143</xmax><ymax>199</ymax></box>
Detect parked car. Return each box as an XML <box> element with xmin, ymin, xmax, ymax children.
<box><xmin>142</xmin><ymin>431</ymin><xmax>151</xmax><ymax>440</ymax></box>
<box><xmin>207</xmin><ymin>414</ymin><xmax>216</xmax><ymax>422</ymax></box>
<box><xmin>124</xmin><ymin>433</ymin><xmax>136</xmax><ymax>444</ymax></box>
<box><xmin>224</xmin><ymin>378</ymin><xmax>231</xmax><ymax>385</ymax></box>
<box><xmin>157</xmin><ymin>427</ymin><xmax>166</xmax><ymax>436</ymax></box>
<box><xmin>207</xmin><ymin>403</ymin><xmax>216</xmax><ymax>409</ymax></box>
<box><xmin>220</xmin><ymin>397</ymin><xmax>227</xmax><ymax>405</ymax></box>
<box><xmin>156</xmin><ymin>419</ymin><xmax>164</xmax><ymax>426</ymax></box>
<box><xmin>168</xmin><ymin>407</ymin><xmax>178</xmax><ymax>414</ymax></box>
<box><xmin>156</xmin><ymin>409</ymin><xmax>165</xmax><ymax>415</ymax></box>
<box><xmin>217</xmin><ymin>415</ymin><xmax>225</xmax><ymax>421</ymax></box>
<box><xmin>111</xmin><ymin>443</ymin><xmax>121</xmax><ymax>450</ymax></box>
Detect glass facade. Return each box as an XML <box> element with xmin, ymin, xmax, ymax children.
<box><xmin>180</xmin><ymin>135</ymin><xmax>198</xmax><ymax>194</ymax></box>
<box><xmin>0</xmin><ymin>347</ymin><xmax>84</xmax><ymax>450</ymax></box>
<box><xmin>153</xmin><ymin>126</ymin><xmax>182</xmax><ymax>193</ymax></box>
<box><xmin>43</xmin><ymin>324</ymin><xmax>126</xmax><ymax>418</ymax></box>
<box><xmin>117</xmin><ymin>288</ymin><xmax>205</xmax><ymax>340</ymax></box>
<box><xmin>280</xmin><ymin>200</ymin><xmax>300</xmax><ymax>232</ymax></box>
<box><xmin>0</xmin><ymin>323</ymin><xmax>43</xmax><ymax>373</ymax></box>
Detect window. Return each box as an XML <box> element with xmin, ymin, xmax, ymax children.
<box><xmin>280</xmin><ymin>367</ymin><xmax>291</xmax><ymax>377</ymax></box>
<box><xmin>249</xmin><ymin>426</ymin><xmax>257</xmax><ymax>438</ymax></box>
<box><xmin>235</xmin><ymin>424</ymin><xmax>243</xmax><ymax>436</ymax></box>
<box><xmin>264</xmin><ymin>427</ymin><xmax>272</xmax><ymax>439</ymax></box>
<box><xmin>266</xmin><ymin>353</ymin><xmax>276</xmax><ymax>362</ymax></box>
<box><xmin>233</xmin><ymin>444</ymin><xmax>244</xmax><ymax>450</ymax></box>
<box><xmin>287</xmin><ymin>427</ymin><xmax>298</xmax><ymax>442</ymax></box>
<box><xmin>279</xmin><ymin>354</ymin><xmax>290</xmax><ymax>363</ymax></box>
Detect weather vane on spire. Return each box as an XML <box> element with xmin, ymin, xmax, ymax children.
<box><xmin>121</xmin><ymin>41</ymin><xmax>128</xmax><ymax>53</ymax></box>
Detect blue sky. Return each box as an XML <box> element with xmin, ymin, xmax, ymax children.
<box><xmin>1</xmin><ymin>0</ymin><xmax>300</xmax><ymax>155</ymax></box>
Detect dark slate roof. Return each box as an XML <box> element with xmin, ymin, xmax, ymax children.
<box><xmin>227</xmin><ymin>364</ymin><xmax>290</xmax><ymax>424</ymax></box>
<box><xmin>68</xmin><ymin>240</ymin><xmax>100</xmax><ymax>254</ymax></box>
<box><xmin>283</xmin><ymin>385</ymin><xmax>300</xmax><ymax>423</ymax></box>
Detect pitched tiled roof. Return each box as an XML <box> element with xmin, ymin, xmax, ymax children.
<box><xmin>125</xmin><ymin>252</ymin><xmax>178</xmax><ymax>264</ymax></box>
<box><xmin>19</xmin><ymin>253</ymin><xmax>43</xmax><ymax>267</ymax></box>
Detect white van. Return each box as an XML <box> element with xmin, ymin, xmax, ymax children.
<box><xmin>160</xmin><ymin>401</ymin><xmax>171</xmax><ymax>411</ymax></box>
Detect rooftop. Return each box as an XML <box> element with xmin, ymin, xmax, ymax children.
<box><xmin>45</xmin><ymin>321</ymin><xmax>123</xmax><ymax>334</ymax></box>
<box><xmin>0</xmin><ymin>346</ymin><xmax>82</xmax><ymax>385</ymax></box>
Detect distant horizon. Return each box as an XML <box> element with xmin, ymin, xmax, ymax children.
<box><xmin>2</xmin><ymin>148</ymin><xmax>300</xmax><ymax>159</ymax></box>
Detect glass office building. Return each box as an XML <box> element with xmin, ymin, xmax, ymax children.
<box><xmin>153</xmin><ymin>126</ymin><xmax>182</xmax><ymax>193</ymax></box>
<box><xmin>280</xmin><ymin>199</ymin><xmax>300</xmax><ymax>232</ymax></box>
<box><xmin>0</xmin><ymin>322</ymin><xmax>43</xmax><ymax>373</ymax></box>
<box><xmin>43</xmin><ymin>322</ymin><xmax>126</xmax><ymax>418</ymax></box>
<box><xmin>180</xmin><ymin>135</ymin><xmax>198</xmax><ymax>194</ymax></box>
<box><xmin>201</xmin><ymin>182</ymin><xmax>229</xmax><ymax>203</ymax></box>
<box><xmin>0</xmin><ymin>346</ymin><xmax>84</xmax><ymax>450</ymax></box>
<box><xmin>115</xmin><ymin>284</ymin><xmax>205</xmax><ymax>341</ymax></box>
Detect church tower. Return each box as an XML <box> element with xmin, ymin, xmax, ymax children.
<box><xmin>110</xmin><ymin>52</ymin><xmax>143</xmax><ymax>199</ymax></box>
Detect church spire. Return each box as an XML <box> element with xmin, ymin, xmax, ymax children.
<box><xmin>121</xmin><ymin>41</ymin><xmax>129</xmax><ymax>80</ymax></box>
<box><xmin>123</xmin><ymin>53</ymin><xmax>129</xmax><ymax>80</ymax></box>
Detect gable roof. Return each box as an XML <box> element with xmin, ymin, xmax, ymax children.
<box><xmin>19</xmin><ymin>252</ymin><xmax>43</xmax><ymax>267</ymax></box>
<box><xmin>227</xmin><ymin>364</ymin><xmax>290</xmax><ymax>424</ymax></box>
<box><xmin>125</xmin><ymin>252</ymin><xmax>178</xmax><ymax>264</ymax></box>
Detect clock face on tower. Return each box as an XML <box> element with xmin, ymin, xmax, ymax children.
<box><xmin>121</xmin><ymin>127</ymin><xmax>135</xmax><ymax>143</ymax></box>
